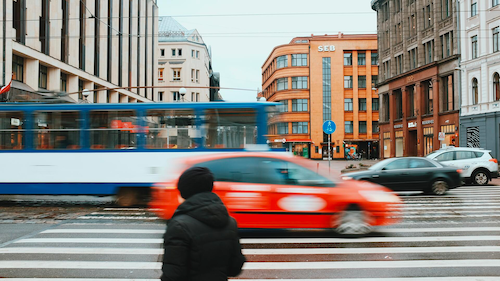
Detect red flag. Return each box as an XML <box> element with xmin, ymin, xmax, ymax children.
<box><xmin>0</xmin><ymin>80</ymin><xmax>11</xmax><ymax>95</ymax></box>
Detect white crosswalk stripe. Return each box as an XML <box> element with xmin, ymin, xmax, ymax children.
<box><xmin>1</xmin><ymin>185</ymin><xmax>500</xmax><ymax>280</ymax></box>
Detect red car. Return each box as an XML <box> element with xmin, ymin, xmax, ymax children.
<box><xmin>149</xmin><ymin>153</ymin><xmax>402</xmax><ymax>235</ymax></box>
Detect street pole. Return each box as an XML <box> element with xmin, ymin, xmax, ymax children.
<box><xmin>328</xmin><ymin>134</ymin><xmax>331</xmax><ymax>173</ymax></box>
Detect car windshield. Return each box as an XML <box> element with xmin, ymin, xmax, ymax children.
<box><xmin>426</xmin><ymin>151</ymin><xmax>440</xmax><ymax>158</ymax></box>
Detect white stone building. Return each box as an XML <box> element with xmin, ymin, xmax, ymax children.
<box><xmin>157</xmin><ymin>17</ymin><xmax>217</xmax><ymax>102</ymax></box>
<box><xmin>0</xmin><ymin>0</ymin><xmax>158</xmax><ymax>103</ymax></box>
<box><xmin>459</xmin><ymin>0</ymin><xmax>500</xmax><ymax>158</ymax></box>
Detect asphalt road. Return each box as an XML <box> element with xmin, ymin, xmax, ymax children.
<box><xmin>1</xmin><ymin>185</ymin><xmax>500</xmax><ymax>280</ymax></box>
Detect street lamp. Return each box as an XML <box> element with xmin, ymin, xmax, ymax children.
<box><xmin>80</xmin><ymin>88</ymin><xmax>91</xmax><ymax>103</ymax></box>
<box><xmin>179</xmin><ymin>87</ymin><xmax>187</xmax><ymax>102</ymax></box>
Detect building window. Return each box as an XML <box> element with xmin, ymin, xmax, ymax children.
<box><xmin>196</xmin><ymin>70</ymin><xmax>199</xmax><ymax>83</ymax></box>
<box><xmin>471</xmin><ymin>2</ymin><xmax>477</xmax><ymax>17</ymax></box>
<box><xmin>191</xmin><ymin>92</ymin><xmax>195</xmax><ymax>101</ymax></box>
<box><xmin>372</xmin><ymin>98</ymin><xmax>379</xmax><ymax>111</ymax></box>
<box><xmin>472</xmin><ymin>78</ymin><xmax>479</xmax><ymax>105</ymax></box>
<box><xmin>278</xmin><ymin>123</ymin><xmax>288</xmax><ymax>134</ymax></box>
<box><xmin>292</xmin><ymin>77</ymin><xmax>308</xmax><ymax>89</ymax></box>
<box><xmin>372</xmin><ymin>75</ymin><xmax>378</xmax><ymax>89</ymax></box>
<box><xmin>442</xmin><ymin>0</ymin><xmax>451</xmax><ymax>18</ymax></box>
<box><xmin>292</xmin><ymin>122</ymin><xmax>308</xmax><ymax>134</ymax></box>
<box><xmin>382</xmin><ymin>94</ymin><xmax>390</xmax><ymax>122</ymax></box>
<box><xmin>191</xmin><ymin>50</ymin><xmax>195</xmax><ymax>57</ymax></box>
<box><xmin>424</xmin><ymin>81</ymin><xmax>434</xmax><ymax>114</ymax></box>
<box><xmin>358</xmin><ymin>76</ymin><xmax>366</xmax><ymax>88</ymax></box>
<box><xmin>383</xmin><ymin>60</ymin><xmax>391</xmax><ymax>80</ymax></box>
<box><xmin>344</xmin><ymin>98</ymin><xmax>353</xmax><ymax>111</ymax></box>
<box><xmin>196</xmin><ymin>93</ymin><xmax>200</xmax><ymax>101</ymax></box>
<box><xmin>279</xmin><ymin>100</ymin><xmax>289</xmax><ymax>112</ymax></box>
<box><xmin>359</xmin><ymin>98</ymin><xmax>367</xmax><ymax>111</ymax></box>
<box><xmin>409</xmin><ymin>14</ymin><xmax>416</xmax><ymax>36</ymax></box>
<box><xmin>323</xmin><ymin>58</ymin><xmax>331</xmax><ymax>122</ymax></box>
<box><xmin>178</xmin><ymin>49</ymin><xmax>182</xmax><ymax>56</ymax></box>
<box><xmin>345</xmin><ymin>121</ymin><xmax>353</xmax><ymax>134</ymax></box>
<box><xmin>39</xmin><ymin>65</ymin><xmax>47</xmax><ymax>89</ymax></box>
<box><xmin>173</xmin><ymin>69</ymin><xmax>181</xmax><ymax>81</ymax></box>
<box><xmin>159</xmin><ymin>69</ymin><xmax>164</xmax><ymax>80</ymax></box>
<box><xmin>277</xmin><ymin>78</ymin><xmax>288</xmax><ymax>91</ymax></box>
<box><xmin>441</xmin><ymin>32</ymin><xmax>453</xmax><ymax>58</ymax></box>
<box><xmin>494</xmin><ymin>72</ymin><xmax>500</xmax><ymax>101</ymax></box>
<box><xmin>371</xmin><ymin>52</ymin><xmax>378</xmax><ymax>65</ymax></box>
<box><xmin>395</xmin><ymin>23</ymin><xmax>403</xmax><ymax>43</ymax></box>
<box><xmin>358</xmin><ymin>52</ymin><xmax>366</xmax><ymax>66</ymax></box>
<box><xmin>60</xmin><ymin>73</ymin><xmax>67</xmax><ymax>92</ymax></box>
<box><xmin>161</xmin><ymin>49</ymin><xmax>165</xmax><ymax>57</ymax></box>
<box><xmin>159</xmin><ymin>91</ymin><xmax>164</xmax><ymax>101</ymax></box>
<box><xmin>493</xmin><ymin>27</ymin><xmax>499</xmax><ymax>53</ymax></box>
<box><xmin>372</xmin><ymin>121</ymin><xmax>379</xmax><ymax>133</ymax></box>
<box><xmin>472</xmin><ymin>35</ymin><xmax>478</xmax><ymax>59</ymax></box>
<box><xmin>424</xmin><ymin>40</ymin><xmax>433</xmax><ymax>64</ymax></box>
<box><xmin>191</xmin><ymin>69</ymin><xmax>195</xmax><ymax>82</ymax></box>
<box><xmin>344</xmin><ymin>76</ymin><xmax>353</xmax><ymax>88</ymax></box>
<box><xmin>409</xmin><ymin>48</ymin><xmax>418</xmax><ymax>69</ymax></box>
<box><xmin>13</xmin><ymin>0</ymin><xmax>25</xmax><ymax>44</ymax></box>
<box><xmin>40</xmin><ymin>0</ymin><xmax>50</xmax><ymax>55</ymax></box>
<box><xmin>172</xmin><ymin>91</ymin><xmax>180</xmax><ymax>101</ymax></box>
<box><xmin>359</xmin><ymin>121</ymin><xmax>367</xmax><ymax>133</ymax></box>
<box><xmin>344</xmin><ymin>53</ymin><xmax>352</xmax><ymax>66</ymax></box>
<box><xmin>408</xmin><ymin>86</ymin><xmax>416</xmax><ymax>117</ymax></box>
<box><xmin>291</xmin><ymin>54</ymin><xmax>307</xmax><ymax>66</ymax></box>
<box><xmin>494</xmin><ymin>0</ymin><xmax>500</xmax><ymax>7</ymax></box>
<box><xmin>277</xmin><ymin>55</ymin><xmax>288</xmax><ymax>69</ymax></box>
<box><xmin>396</xmin><ymin>54</ymin><xmax>403</xmax><ymax>75</ymax></box>
<box><xmin>424</xmin><ymin>4</ymin><xmax>432</xmax><ymax>28</ymax></box>
<box><xmin>12</xmin><ymin>55</ymin><xmax>24</xmax><ymax>82</ymax></box>
<box><xmin>292</xmin><ymin>99</ymin><xmax>308</xmax><ymax>112</ymax></box>
<box><xmin>196</xmin><ymin>51</ymin><xmax>199</xmax><ymax>58</ymax></box>
<box><xmin>395</xmin><ymin>90</ymin><xmax>403</xmax><ymax>119</ymax></box>
<box><xmin>382</xmin><ymin>2</ymin><xmax>389</xmax><ymax>21</ymax></box>
<box><xmin>442</xmin><ymin>75</ymin><xmax>454</xmax><ymax>111</ymax></box>
<box><xmin>171</xmin><ymin>49</ymin><xmax>176</xmax><ymax>56</ymax></box>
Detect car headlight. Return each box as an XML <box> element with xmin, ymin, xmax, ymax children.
<box><xmin>341</xmin><ymin>176</ymin><xmax>353</xmax><ymax>180</ymax></box>
<box><xmin>359</xmin><ymin>190</ymin><xmax>401</xmax><ymax>203</ymax></box>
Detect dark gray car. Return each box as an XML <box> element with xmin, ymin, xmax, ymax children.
<box><xmin>342</xmin><ymin>157</ymin><xmax>462</xmax><ymax>195</ymax></box>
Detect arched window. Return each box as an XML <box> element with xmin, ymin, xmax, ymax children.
<box><xmin>472</xmin><ymin>78</ymin><xmax>479</xmax><ymax>105</ymax></box>
<box><xmin>494</xmin><ymin>73</ymin><xmax>500</xmax><ymax>101</ymax></box>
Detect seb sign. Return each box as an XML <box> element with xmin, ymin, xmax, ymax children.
<box><xmin>318</xmin><ymin>45</ymin><xmax>336</xmax><ymax>52</ymax></box>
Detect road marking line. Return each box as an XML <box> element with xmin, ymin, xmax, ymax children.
<box><xmin>379</xmin><ymin>226</ymin><xmax>500</xmax><ymax>232</ymax></box>
<box><xmin>400</xmin><ymin>210</ymin><xmax>500</xmax><ymax>214</ymax></box>
<box><xmin>242</xmin><ymin>246</ymin><xmax>500</xmax><ymax>255</ymax></box>
<box><xmin>14</xmin><ymin>238</ymin><xmax>163</xmax><ymax>244</ymax></box>
<box><xmin>240</xmin><ymin>235</ymin><xmax>500</xmax><ymax>244</ymax></box>
<box><xmin>0</xmin><ymin>248</ymin><xmax>163</xmax><ymax>254</ymax></box>
<box><xmin>0</xmin><ymin>261</ymin><xmax>160</xmax><ymax>269</ymax></box>
<box><xmin>400</xmin><ymin>214</ymin><xmax>500</xmax><ymax>218</ymax></box>
<box><xmin>41</xmin><ymin>229</ymin><xmax>164</xmax><ymax>234</ymax></box>
<box><xmin>241</xmin><ymin>259</ymin><xmax>500</xmax><ymax>270</ymax></box>
<box><xmin>0</xmin><ymin>279</ymin><xmax>159</xmax><ymax>281</ymax></box>
<box><xmin>77</xmin><ymin>216</ymin><xmax>159</xmax><ymax>220</ymax></box>
<box><xmin>398</xmin><ymin>205</ymin><xmax>500</xmax><ymax>210</ymax></box>
<box><xmin>232</xmin><ymin>276</ymin><xmax>498</xmax><ymax>281</ymax></box>
<box><xmin>90</xmin><ymin>212</ymin><xmax>148</xmax><ymax>215</ymax></box>
<box><xmin>3</xmin><ymin>246</ymin><xmax>499</xmax><ymax>255</ymax></box>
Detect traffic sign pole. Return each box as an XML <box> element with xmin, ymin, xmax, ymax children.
<box><xmin>328</xmin><ymin>134</ymin><xmax>331</xmax><ymax>173</ymax></box>
<box><xmin>322</xmin><ymin>121</ymin><xmax>336</xmax><ymax>174</ymax></box>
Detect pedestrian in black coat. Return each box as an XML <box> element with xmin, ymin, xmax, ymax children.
<box><xmin>160</xmin><ymin>167</ymin><xmax>246</xmax><ymax>281</ymax></box>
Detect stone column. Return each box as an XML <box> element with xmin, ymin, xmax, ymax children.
<box><xmin>402</xmin><ymin>87</ymin><xmax>408</xmax><ymax>156</ymax></box>
<box><xmin>433</xmin><ymin>77</ymin><xmax>440</xmax><ymax>150</ymax></box>
<box><xmin>416</xmin><ymin>82</ymin><xmax>424</xmax><ymax>156</ymax></box>
<box><xmin>389</xmin><ymin>91</ymin><xmax>396</xmax><ymax>158</ymax></box>
<box><xmin>119</xmin><ymin>94</ymin><xmax>129</xmax><ymax>103</ymax></box>
<box><xmin>67</xmin><ymin>75</ymin><xmax>79</xmax><ymax>102</ymax></box>
<box><xmin>24</xmin><ymin>58</ymin><xmax>39</xmax><ymax>91</ymax></box>
<box><xmin>47</xmin><ymin>67</ymin><xmax>61</xmax><ymax>92</ymax></box>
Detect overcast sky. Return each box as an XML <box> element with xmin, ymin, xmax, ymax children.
<box><xmin>157</xmin><ymin>0</ymin><xmax>377</xmax><ymax>102</ymax></box>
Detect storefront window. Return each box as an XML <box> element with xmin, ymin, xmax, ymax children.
<box><xmin>383</xmin><ymin>132</ymin><xmax>390</xmax><ymax>158</ymax></box>
<box><xmin>395</xmin><ymin>131</ymin><xmax>403</xmax><ymax>157</ymax></box>
<box><xmin>441</xmin><ymin>125</ymin><xmax>456</xmax><ymax>147</ymax></box>
<box><xmin>424</xmin><ymin>127</ymin><xmax>434</xmax><ymax>155</ymax></box>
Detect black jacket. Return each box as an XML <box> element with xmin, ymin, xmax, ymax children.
<box><xmin>160</xmin><ymin>192</ymin><xmax>246</xmax><ymax>281</ymax></box>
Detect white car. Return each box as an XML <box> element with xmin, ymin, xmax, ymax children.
<box><xmin>426</xmin><ymin>147</ymin><xmax>499</xmax><ymax>185</ymax></box>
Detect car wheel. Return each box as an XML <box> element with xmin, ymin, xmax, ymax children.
<box><xmin>430</xmin><ymin>180</ymin><xmax>449</xmax><ymax>195</ymax></box>
<box><xmin>472</xmin><ymin>170</ymin><xmax>489</xmax><ymax>185</ymax></box>
<box><xmin>335</xmin><ymin>205</ymin><xmax>372</xmax><ymax>235</ymax></box>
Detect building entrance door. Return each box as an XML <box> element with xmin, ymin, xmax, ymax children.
<box><xmin>408</xmin><ymin>130</ymin><xmax>418</xmax><ymax>156</ymax></box>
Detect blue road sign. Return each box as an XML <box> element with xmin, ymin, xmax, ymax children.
<box><xmin>323</xmin><ymin>120</ymin><xmax>336</xmax><ymax>134</ymax></box>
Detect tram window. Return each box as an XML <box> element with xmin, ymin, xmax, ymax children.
<box><xmin>145</xmin><ymin>109</ymin><xmax>199</xmax><ymax>149</ymax></box>
<box><xmin>34</xmin><ymin>111</ymin><xmax>80</xmax><ymax>150</ymax></box>
<box><xmin>204</xmin><ymin>108</ymin><xmax>257</xmax><ymax>149</ymax></box>
<box><xmin>0</xmin><ymin>111</ymin><xmax>25</xmax><ymax>150</ymax></box>
<box><xmin>89</xmin><ymin>110</ymin><xmax>137</xmax><ymax>149</ymax></box>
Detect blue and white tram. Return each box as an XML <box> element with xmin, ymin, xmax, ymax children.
<box><xmin>0</xmin><ymin>102</ymin><xmax>277</xmax><ymax>206</ymax></box>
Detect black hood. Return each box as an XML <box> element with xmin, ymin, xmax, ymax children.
<box><xmin>172</xmin><ymin>192</ymin><xmax>230</xmax><ymax>228</ymax></box>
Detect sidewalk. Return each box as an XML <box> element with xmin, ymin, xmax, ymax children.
<box><xmin>313</xmin><ymin>159</ymin><xmax>379</xmax><ymax>176</ymax></box>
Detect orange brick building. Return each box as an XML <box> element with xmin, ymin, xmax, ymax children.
<box><xmin>262</xmin><ymin>34</ymin><xmax>379</xmax><ymax>159</ymax></box>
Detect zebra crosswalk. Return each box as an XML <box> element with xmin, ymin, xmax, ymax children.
<box><xmin>0</xmin><ymin>185</ymin><xmax>499</xmax><ymax>280</ymax></box>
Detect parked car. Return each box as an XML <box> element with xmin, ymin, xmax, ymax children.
<box><xmin>426</xmin><ymin>147</ymin><xmax>499</xmax><ymax>185</ymax></box>
<box><xmin>149</xmin><ymin>152</ymin><xmax>402</xmax><ymax>235</ymax></box>
<box><xmin>341</xmin><ymin>157</ymin><xmax>462</xmax><ymax>195</ymax></box>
